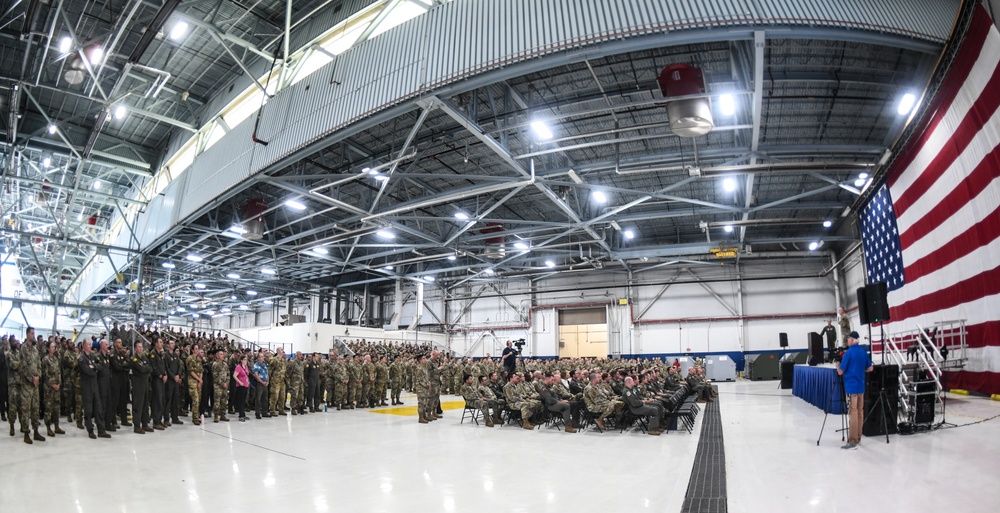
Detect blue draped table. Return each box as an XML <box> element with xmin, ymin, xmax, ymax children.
<box><xmin>792</xmin><ymin>364</ymin><xmax>845</xmax><ymax>414</ymax></box>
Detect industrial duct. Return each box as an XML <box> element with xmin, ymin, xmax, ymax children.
<box><xmin>657</xmin><ymin>64</ymin><xmax>714</xmax><ymax>137</ymax></box>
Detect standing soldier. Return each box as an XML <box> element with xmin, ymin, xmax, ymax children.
<box><xmin>404</xmin><ymin>357</ymin><xmax>414</xmax><ymax>392</ymax></box>
<box><xmin>78</xmin><ymin>341</ymin><xmax>111</xmax><ymax>439</ymax></box>
<box><xmin>388</xmin><ymin>357</ymin><xmax>403</xmax><ymax>405</ymax></box>
<box><xmin>287</xmin><ymin>351</ymin><xmax>305</xmax><ymax>415</ymax></box>
<box><xmin>360</xmin><ymin>355</ymin><xmax>374</xmax><ymax>408</ymax></box>
<box><xmin>186</xmin><ymin>347</ymin><xmax>204</xmax><ymax>425</ymax></box>
<box><xmin>838</xmin><ymin>307</ymin><xmax>852</xmax><ymax>348</ymax></box>
<box><xmin>267</xmin><ymin>347</ymin><xmax>287</xmax><ymax>416</ymax></box>
<box><xmin>305</xmin><ymin>353</ymin><xmax>322</xmax><ymax>412</ymax></box>
<box><xmin>15</xmin><ymin>330</ymin><xmax>45</xmax><ymax>444</ymax></box>
<box><xmin>211</xmin><ymin>349</ymin><xmax>230</xmax><ymax>423</ymax></box>
<box><xmin>177</xmin><ymin>345</ymin><xmax>189</xmax><ymax>417</ymax></box>
<box><xmin>95</xmin><ymin>340</ymin><xmax>115</xmax><ymax>432</ymax></box>
<box><xmin>148</xmin><ymin>339</ymin><xmax>167</xmax><ymax>430</ymax></box>
<box><xmin>109</xmin><ymin>339</ymin><xmax>131</xmax><ymax>428</ymax></box>
<box><xmin>346</xmin><ymin>355</ymin><xmax>360</xmax><ymax>409</ymax></box>
<box><xmin>164</xmin><ymin>340</ymin><xmax>182</xmax><ymax>425</ymax></box>
<box><xmin>429</xmin><ymin>351</ymin><xmax>443</xmax><ymax>417</ymax></box>
<box><xmin>323</xmin><ymin>351</ymin><xmax>336</xmax><ymax>409</ymax></box>
<box><xmin>332</xmin><ymin>355</ymin><xmax>348</xmax><ymax>409</ymax></box>
<box><xmin>129</xmin><ymin>342</ymin><xmax>152</xmax><ymax>433</ymax></box>
<box><xmin>374</xmin><ymin>356</ymin><xmax>389</xmax><ymax>407</ymax></box>
<box><xmin>60</xmin><ymin>341</ymin><xmax>76</xmax><ymax>423</ymax></box>
<box><xmin>42</xmin><ymin>341</ymin><xmax>65</xmax><ymax>437</ymax></box>
<box><xmin>414</xmin><ymin>354</ymin><xmax>431</xmax><ymax>424</ymax></box>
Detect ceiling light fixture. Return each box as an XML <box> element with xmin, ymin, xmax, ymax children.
<box><xmin>545</xmin><ymin>260</ymin><xmax>556</xmax><ymax>268</ymax></box>
<box><xmin>424</xmin><ymin>276</ymin><xmax>435</xmax><ymax>282</ymax></box>
<box><xmin>42</xmin><ymin>156</ymin><xmax>52</xmax><ymax>167</ymax></box>
<box><xmin>186</xmin><ymin>254</ymin><xmax>203</xmax><ymax>262</ymax></box>
<box><xmin>485</xmin><ymin>268</ymin><xmax>495</xmax><ymax>275</ymax></box>
<box><xmin>284</xmin><ymin>199</ymin><xmax>307</xmax><ymax>211</ymax></box>
<box><xmin>823</xmin><ymin>220</ymin><xmax>833</xmax><ymax>228</ymax></box>
<box><xmin>514</xmin><ymin>241</ymin><xmax>529</xmax><ymax>250</ymax></box>
<box><xmin>723</xmin><ymin>225</ymin><xmax>734</xmax><ymax>233</ymax></box>
<box><xmin>447</xmin><ymin>255</ymin><xmax>457</xmax><ymax>261</ymax></box>
<box><xmin>623</xmin><ymin>230</ymin><xmax>635</xmax><ymax>240</ymax></box>
<box><xmin>227</xmin><ymin>273</ymin><xmax>240</xmax><ymax>280</ymax></box>
<box><xmin>162</xmin><ymin>262</ymin><xmax>176</xmax><ymax>269</ymax></box>
<box><xmin>113</xmin><ymin>104</ymin><xmax>127</xmax><ymax>120</ymax></box>
<box><xmin>376</xmin><ymin>230</ymin><xmax>395</xmax><ymax>239</ymax></box>
<box><xmin>263</xmin><ymin>299</ymin><xmax>273</xmax><ymax>305</ymax></box>
<box><xmin>194</xmin><ymin>283</ymin><xmax>206</xmax><ymax>289</ymax></box>
<box><xmin>93</xmin><ymin>179</ymin><xmax>103</xmax><ymax>190</ymax></box>
<box><xmin>239</xmin><ymin>305</ymin><xmax>249</xmax><ymax>311</ymax></box>
<box><xmin>87</xmin><ymin>45</ymin><xmax>104</xmax><ymax>65</ymax></box>
<box><xmin>722</xmin><ymin>177</ymin><xmax>736</xmax><ymax>192</ymax></box>
<box><xmin>247</xmin><ymin>290</ymin><xmax>258</xmax><ymax>296</ymax></box>
<box><xmin>719</xmin><ymin>93</ymin><xmax>736</xmax><ymax>116</ymax></box>
<box><xmin>530</xmin><ymin>120</ymin><xmax>553</xmax><ymax>140</ymax></box>
<box><xmin>228</xmin><ymin>225</ymin><xmax>248</xmax><ymax>235</ymax></box>
<box><xmin>261</xmin><ymin>268</ymin><xmax>276</xmax><ymax>275</ymax></box>
<box><xmin>116</xmin><ymin>288</ymin><xmax>126</xmax><ymax>295</ymax></box>
<box><xmin>454</xmin><ymin>212</ymin><xmax>470</xmax><ymax>221</ymax></box>
<box><xmin>230</xmin><ymin>295</ymin><xmax>237</xmax><ymax>300</ymax></box>
<box><xmin>592</xmin><ymin>190</ymin><xmax>608</xmax><ymax>204</ymax></box>
<box><xmin>312</xmin><ymin>247</ymin><xmax>329</xmax><ymax>255</ymax></box>
<box><xmin>809</xmin><ymin>241</ymin><xmax>819</xmax><ymax>251</ymax></box>
<box><xmin>47</xmin><ymin>124</ymin><xmax>57</xmax><ymax>135</ymax></box>
<box><xmin>58</xmin><ymin>36</ymin><xmax>72</xmax><ymax>54</ymax></box>
<box><xmin>897</xmin><ymin>93</ymin><xmax>917</xmax><ymax>116</ymax></box>
<box><xmin>384</xmin><ymin>265</ymin><xmax>394</xmax><ymax>271</ymax></box>
<box><xmin>169</xmin><ymin>21</ymin><xmax>189</xmax><ymax>42</ymax></box>
<box><xmin>859</xmin><ymin>172</ymin><xmax>869</xmax><ymax>180</ymax></box>
<box><xmin>854</xmin><ymin>178</ymin><xmax>866</xmax><ymax>187</ymax></box>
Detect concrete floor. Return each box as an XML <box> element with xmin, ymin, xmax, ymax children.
<box><xmin>2</xmin><ymin>381</ymin><xmax>997</xmax><ymax>513</ymax></box>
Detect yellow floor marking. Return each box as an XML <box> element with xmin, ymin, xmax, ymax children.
<box><xmin>369</xmin><ymin>400</ymin><xmax>465</xmax><ymax>417</ymax></box>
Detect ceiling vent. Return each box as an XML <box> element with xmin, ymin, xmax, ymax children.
<box><xmin>657</xmin><ymin>64</ymin><xmax>714</xmax><ymax>137</ymax></box>
<box><xmin>241</xmin><ymin>198</ymin><xmax>267</xmax><ymax>240</ymax></box>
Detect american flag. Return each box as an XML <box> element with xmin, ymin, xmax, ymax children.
<box><xmin>860</xmin><ymin>6</ymin><xmax>1000</xmax><ymax>395</ymax></box>
<box><xmin>860</xmin><ymin>186</ymin><xmax>904</xmax><ymax>292</ymax></box>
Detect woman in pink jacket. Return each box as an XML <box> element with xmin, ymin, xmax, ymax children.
<box><xmin>232</xmin><ymin>354</ymin><xmax>251</xmax><ymax>421</ymax></box>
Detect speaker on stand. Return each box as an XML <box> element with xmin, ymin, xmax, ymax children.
<box><xmin>863</xmin><ymin>364</ymin><xmax>899</xmax><ymax>437</ymax></box>
<box><xmin>808</xmin><ymin>332</ymin><xmax>824</xmax><ymax>366</ymax></box>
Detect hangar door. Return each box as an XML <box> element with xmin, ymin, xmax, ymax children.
<box><xmin>558</xmin><ymin>308</ymin><xmax>608</xmax><ymax>358</ymax></box>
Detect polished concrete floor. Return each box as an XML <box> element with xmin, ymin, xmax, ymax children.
<box><xmin>2</xmin><ymin>381</ymin><xmax>997</xmax><ymax>513</ymax></box>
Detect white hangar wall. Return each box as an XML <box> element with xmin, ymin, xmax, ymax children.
<box><xmin>391</xmin><ymin>254</ymin><xmax>849</xmax><ymax>366</ymax></box>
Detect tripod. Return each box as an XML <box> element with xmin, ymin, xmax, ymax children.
<box><xmin>937</xmin><ymin>388</ymin><xmax>957</xmax><ymax>429</ymax></box>
<box><xmin>817</xmin><ymin>374</ymin><xmax>848</xmax><ymax>446</ymax></box>
<box><xmin>861</xmin><ymin>366</ymin><xmax>892</xmax><ymax>444</ymax></box>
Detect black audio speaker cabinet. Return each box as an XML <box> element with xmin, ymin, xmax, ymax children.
<box><xmin>779</xmin><ymin>332</ymin><xmax>788</xmax><ymax>348</ymax></box>
<box><xmin>808</xmin><ymin>332</ymin><xmax>824</xmax><ymax>366</ymax></box>
<box><xmin>863</xmin><ymin>364</ymin><xmax>900</xmax><ymax>436</ymax></box>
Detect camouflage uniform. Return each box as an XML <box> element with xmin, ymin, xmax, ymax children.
<box><xmin>403</xmin><ymin>361</ymin><xmax>414</xmax><ymax>392</ymax></box>
<box><xmin>41</xmin><ymin>353</ymin><xmax>62</xmax><ymax>429</ymax></box>
<box><xmin>374</xmin><ymin>360</ymin><xmax>388</xmax><ymax>406</ymax></box>
<box><xmin>360</xmin><ymin>359</ymin><xmax>375</xmax><ymax>407</ymax></box>
<box><xmin>414</xmin><ymin>361</ymin><xmax>431</xmax><ymax>422</ymax></box>
<box><xmin>346</xmin><ymin>358</ymin><xmax>361</xmax><ymax>408</ymax></box>
<box><xmin>503</xmin><ymin>380</ymin><xmax>540</xmax><ymax>425</ymax></box>
<box><xmin>185</xmin><ymin>353</ymin><xmax>202</xmax><ymax>425</ymax></box>
<box><xmin>5</xmin><ymin>348</ymin><xmax>18</xmax><ymax>434</ymax></box>
<box><xmin>839</xmin><ymin>315</ymin><xmax>852</xmax><ymax>346</ymax></box>
<box><xmin>286</xmin><ymin>357</ymin><xmax>304</xmax><ymax>414</ymax></box>
<box><xmin>388</xmin><ymin>360</ymin><xmax>403</xmax><ymax>405</ymax></box>
<box><xmin>267</xmin><ymin>354</ymin><xmax>287</xmax><ymax>416</ymax></box>
<box><xmin>460</xmin><ymin>381</ymin><xmax>495</xmax><ymax>426</ymax></box>
<box><xmin>332</xmin><ymin>359</ymin><xmax>348</xmax><ymax>409</ymax></box>
<box><xmin>584</xmin><ymin>383</ymin><xmax>623</xmax><ymax>421</ymax></box>
<box><xmin>211</xmin><ymin>358</ymin><xmax>230</xmax><ymax>422</ymax></box>
<box><xmin>15</xmin><ymin>343</ymin><xmax>43</xmax><ymax>435</ymax></box>
<box><xmin>322</xmin><ymin>358</ymin><xmax>335</xmax><ymax>407</ymax></box>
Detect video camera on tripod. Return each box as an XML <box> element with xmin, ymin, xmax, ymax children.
<box><xmin>512</xmin><ymin>338</ymin><xmax>526</xmax><ymax>355</ymax></box>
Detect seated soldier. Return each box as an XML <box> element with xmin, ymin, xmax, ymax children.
<box><xmin>476</xmin><ymin>375</ymin><xmax>503</xmax><ymax>425</ymax></box>
<box><xmin>460</xmin><ymin>374</ymin><xmax>496</xmax><ymax>427</ymax></box>
<box><xmin>503</xmin><ymin>373</ymin><xmax>540</xmax><ymax>430</ymax></box>
<box><xmin>538</xmin><ymin>373</ymin><xmax>577</xmax><ymax>433</ymax></box>
<box><xmin>583</xmin><ymin>373</ymin><xmax>623</xmax><ymax>431</ymax></box>
<box><xmin>552</xmin><ymin>370</ymin><xmax>582</xmax><ymax>428</ymax></box>
<box><xmin>686</xmin><ymin>367</ymin><xmax>713</xmax><ymax>402</ymax></box>
<box><xmin>622</xmin><ymin>377</ymin><xmax>663</xmax><ymax>436</ymax></box>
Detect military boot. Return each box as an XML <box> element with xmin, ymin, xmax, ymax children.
<box><xmin>9</xmin><ymin>422</ymin><xmax>15</xmax><ymax>436</ymax></box>
<box><xmin>564</xmin><ymin>425</ymin><xmax>578</xmax><ymax>433</ymax></box>
<box><xmin>98</xmin><ymin>431</ymin><xmax>111</xmax><ymax>438</ymax></box>
<box><xmin>47</xmin><ymin>424</ymin><xmax>55</xmax><ymax>437</ymax></box>
<box><xmin>219</xmin><ymin>415</ymin><xmax>230</xmax><ymax>422</ymax></box>
<box><xmin>76</xmin><ymin>419</ymin><xmax>84</xmax><ymax>430</ymax></box>
<box><xmin>33</xmin><ymin>429</ymin><xmax>46</xmax><ymax>442</ymax></box>
<box><xmin>24</xmin><ymin>431</ymin><xmax>32</xmax><ymax>444</ymax></box>
<box><xmin>494</xmin><ymin>412</ymin><xmax>503</xmax><ymax>425</ymax></box>
<box><xmin>54</xmin><ymin>421</ymin><xmax>66</xmax><ymax>435</ymax></box>
<box><xmin>522</xmin><ymin>419</ymin><xmax>535</xmax><ymax>430</ymax></box>
<box><xmin>486</xmin><ymin>418</ymin><xmax>495</xmax><ymax>428</ymax></box>
<box><xmin>418</xmin><ymin>415</ymin><xmax>429</xmax><ymax>424</ymax></box>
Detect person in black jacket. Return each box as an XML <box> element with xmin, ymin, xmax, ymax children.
<box><xmin>78</xmin><ymin>342</ymin><xmax>110</xmax><ymax>439</ymax></box>
<box><xmin>148</xmin><ymin>339</ymin><xmax>167</xmax><ymax>430</ymax></box>
<box><xmin>165</xmin><ymin>340</ymin><xmax>183</xmax><ymax>425</ymax></box>
<box><xmin>538</xmin><ymin>374</ymin><xmax>577</xmax><ymax>433</ymax></box>
<box><xmin>622</xmin><ymin>377</ymin><xmax>662</xmax><ymax>436</ymax></box>
<box><xmin>109</xmin><ymin>339</ymin><xmax>131</xmax><ymax>427</ymax></box>
<box><xmin>95</xmin><ymin>340</ymin><xmax>115</xmax><ymax>432</ymax></box>
<box><xmin>0</xmin><ymin>339</ymin><xmax>8</xmax><ymax>422</ymax></box>
<box><xmin>129</xmin><ymin>342</ymin><xmax>153</xmax><ymax>434</ymax></box>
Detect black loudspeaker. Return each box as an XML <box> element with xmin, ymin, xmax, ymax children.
<box><xmin>863</xmin><ymin>364</ymin><xmax>899</xmax><ymax>436</ymax></box>
<box><xmin>857</xmin><ymin>286</ymin><xmax>870</xmax><ymax>325</ymax></box>
<box><xmin>807</xmin><ymin>332</ymin><xmax>824</xmax><ymax>366</ymax></box>
<box><xmin>779</xmin><ymin>333</ymin><xmax>788</xmax><ymax>348</ymax></box>
<box><xmin>912</xmin><ymin>381</ymin><xmax>936</xmax><ymax>425</ymax></box>
<box><xmin>780</xmin><ymin>361</ymin><xmax>795</xmax><ymax>389</ymax></box>
<box><xmin>858</xmin><ymin>282</ymin><xmax>890</xmax><ymax>325</ymax></box>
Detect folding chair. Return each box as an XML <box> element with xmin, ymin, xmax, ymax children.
<box><xmin>460</xmin><ymin>401</ymin><xmax>481</xmax><ymax>425</ymax></box>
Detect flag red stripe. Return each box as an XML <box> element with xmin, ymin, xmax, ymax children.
<box><xmin>901</xmin><ymin>204</ymin><xmax>1000</xmax><ymax>283</ymax></box>
<box><xmin>890</xmin><ymin>263</ymin><xmax>1000</xmax><ymax>322</ymax></box>
<box><xmin>887</xmin><ymin>12</ymin><xmax>993</xmax><ymax>190</ymax></box>
<box><xmin>942</xmin><ymin>370</ymin><xmax>1000</xmax><ymax>395</ymax></box>
<box><xmin>898</xmin><ymin>143</ymin><xmax>1000</xmax><ymax>251</ymax></box>
<box><xmin>892</xmin><ymin>62</ymin><xmax>1000</xmax><ymax>218</ymax></box>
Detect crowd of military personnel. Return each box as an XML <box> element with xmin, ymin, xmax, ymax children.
<box><xmin>2</xmin><ymin>322</ymin><xmax>717</xmax><ymax>444</ymax></box>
